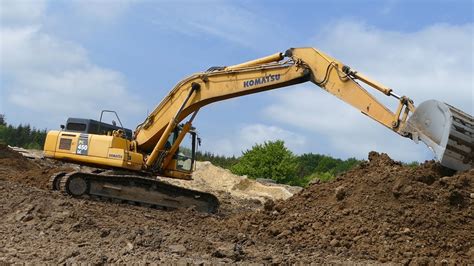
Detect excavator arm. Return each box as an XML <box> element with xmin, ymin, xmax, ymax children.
<box><xmin>136</xmin><ymin>47</ymin><xmax>433</xmax><ymax>173</ymax></box>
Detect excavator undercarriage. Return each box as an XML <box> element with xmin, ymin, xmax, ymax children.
<box><xmin>49</xmin><ymin>170</ymin><xmax>219</xmax><ymax>213</ymax></box>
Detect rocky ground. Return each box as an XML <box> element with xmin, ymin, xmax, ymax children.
<box><xmin>0</xmin><ymin>145</ymin><xmax>472</xmax><ymax>264</ymax></box>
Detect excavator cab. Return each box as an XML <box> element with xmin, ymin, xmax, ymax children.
<box><xmin>157</xmin><ymin>125</ymin><xmax>198</xmax><ymax>179</ymax></box>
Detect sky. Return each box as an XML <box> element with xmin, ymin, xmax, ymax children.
<box><xmin>0</xmin><ymin>0</ymin><xmax>472</xmax><ymax>162</ymax></box>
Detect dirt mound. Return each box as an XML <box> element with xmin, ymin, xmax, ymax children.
<box><xmin>0</xmin><ymin>144</ymin><xmax>72</xmax><ymax>189</ymax></box>
<box><xmin>223</xmin><ymin>152</ymin><xmax>473</xmax><ymax>264</ymax></box>
<box><xmin>1</xmin><ymin>148</ymin><xmax>472</xmax><ymax>264</ymax></box>
<box><xmin>159</xmin><ymin>161</ymin><xmax>300</xmax><ymax>210</ymax></box>
<box><xmin>0</xmin><ymin>144</ymin><xmax>36</xmax><ymax>169</ymax></box>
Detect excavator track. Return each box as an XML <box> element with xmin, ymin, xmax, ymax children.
<box><xmin>49</xmin><ymin>172</ymin><xmax>67</xmax><ymax>190</ymax></box>
<box><xmin>50</xmin><ymin>171</ymin><xmax>219</xmax><ymax>213</ymax></box>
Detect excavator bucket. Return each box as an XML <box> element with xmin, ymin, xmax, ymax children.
<box><xmin>406</xmin><ymin>100</ymin><xmax>473</xmax><ymax>171</ymax></box>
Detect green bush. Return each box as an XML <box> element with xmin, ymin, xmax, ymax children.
<box><xmin>296</xmin><ymin>153</ymin><xmax>360</xmax><ymax>176</ymax></box>
<box><xmin>285</xmin><ymin>171</ymin><xmax>335</xmax><ymax>187</ymax></box>
<box><xmin>405</xmin><ymin>161</ymin><xmax>420</xmax><ymax>168</ymax></box>
<box><xmin>306</xmin><ymin>171</ymin><xmax>334</xmax><ymax>182</ymax></box>
<box><xmin>231</xmin><ymin>140</ymin><xmax>298</xmax><ymax>184</ymax></box>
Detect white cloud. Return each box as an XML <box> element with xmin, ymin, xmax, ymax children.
<box><xmin>314</xmin><ymin>22</ymin><xmax>473</xmax><ymax>113</ymax></box>
<box><xmin>379</xmin><ymin>0</ymin><xmax>397</xmax><ymax>15</ymax></box>
<box><xmin>1</xmin><ymin>26</ymin><xmax>88</xmax><ymax>75</ymax></box>
<box><xmin>239</xmin><ymin>124</ymin><xmax>306</xmax><ymax>151</ymax></box>
<box><xmin>263</xmin><ymin>22</ymin><xmax>473</xmax><ymax>162</ymax></box>
<box><xmin>0</xmin><ymin>0</ymin><xmax>47</xmax><ymax>25</ymax></box>
<box><xmin>150</xmin><ymin>2</ymin><xmax>286</xmax><ymax>49</ymax></box>
<box><xmin>70</xmin><ymin>0</ymin><xmax>134</xmax><ymax>24</ymax></box>
<box><xmin>0</xmin><ymin>1</ymin><xmax>144</xmax><ymax>128</ymax></box>
<box><xmin>203</xmin><ymin>123</ymin><xmax>307</xmax><ymax>156</ymax></box>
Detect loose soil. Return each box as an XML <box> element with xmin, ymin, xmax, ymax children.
<box><xmin>159</xmin><ymin>161</ymin><xmax>301</xmax><ymax>214</ymax></box>
<box><xmin>0</xmin><ymin>145</ymin><xmax>73</xmax><ymax>190</ymax></box>
<box><xmin>0</xmin><ymin>145</ymin><xmax>472</xmax><ymax>264</ymax></box>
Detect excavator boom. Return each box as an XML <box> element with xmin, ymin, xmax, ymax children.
<box><xmin>134</xmin><ymin>47</ymin><xmax>472</xmax><ymax>171</ymax></box>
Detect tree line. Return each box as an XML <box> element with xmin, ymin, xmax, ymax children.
<box><xmin>195</xmin><ymin>151</ymin><xmax>239</xmax><ymax>169</ymax></box>
<box><xmin>0</xmin><ymin>115</ymin><xmax>47</xmax><ymax>149</ymax></box>
<box><xmin>0</xmin><ymin>114</ymin><xmax>361</xmax><ymax>186</ymax></box>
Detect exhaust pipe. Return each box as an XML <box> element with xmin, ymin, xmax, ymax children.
<box><xmin>405</xmin><ymin>100</ymin><xmax>473</xmax><ymax>171</ymax></box>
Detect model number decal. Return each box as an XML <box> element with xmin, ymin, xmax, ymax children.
<box><xmin>76</xmin><ymin>134</ymin><xmax>89</xmax><ymax>155</ymax></box>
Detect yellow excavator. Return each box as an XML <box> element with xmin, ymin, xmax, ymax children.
<box><xmin>44</xmin><ymin>47</ymin><xmax>473</xmax><ymax>213</ymax></box>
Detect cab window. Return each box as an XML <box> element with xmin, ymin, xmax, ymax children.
<box><xmin>66</xmin><ymin>122</ymin><xmax>86</xmax><ymax>132</ymax></box>
<box><xmin>176</xmin><ymin>133</ymin><xmax>194</xmax><ymax>172</ymax></box>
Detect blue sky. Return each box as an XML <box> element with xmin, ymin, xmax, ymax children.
<box><xmin>1</xmin><ymin>0</ymin><xmax>472</xmax><ymax>162</ymax></box>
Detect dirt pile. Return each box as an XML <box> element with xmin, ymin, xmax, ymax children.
<box><xmin>225</xmin><ymin>152</ymin><xmax>473</xmax><ymax>264</ymax></box>
<box><xmin>0</xmin><ymin>146</ymin><xmax>472</xmax><ymax>264</ymax></box>
<box><xmin>0</xmin><ymin>144</ymin><xmax>72</xmax><ymax>189</ymax></box>
<box><xmin>160</xmin><ymin>161</ymin><xmax>301</xmax><ymax>210</ymax></box>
